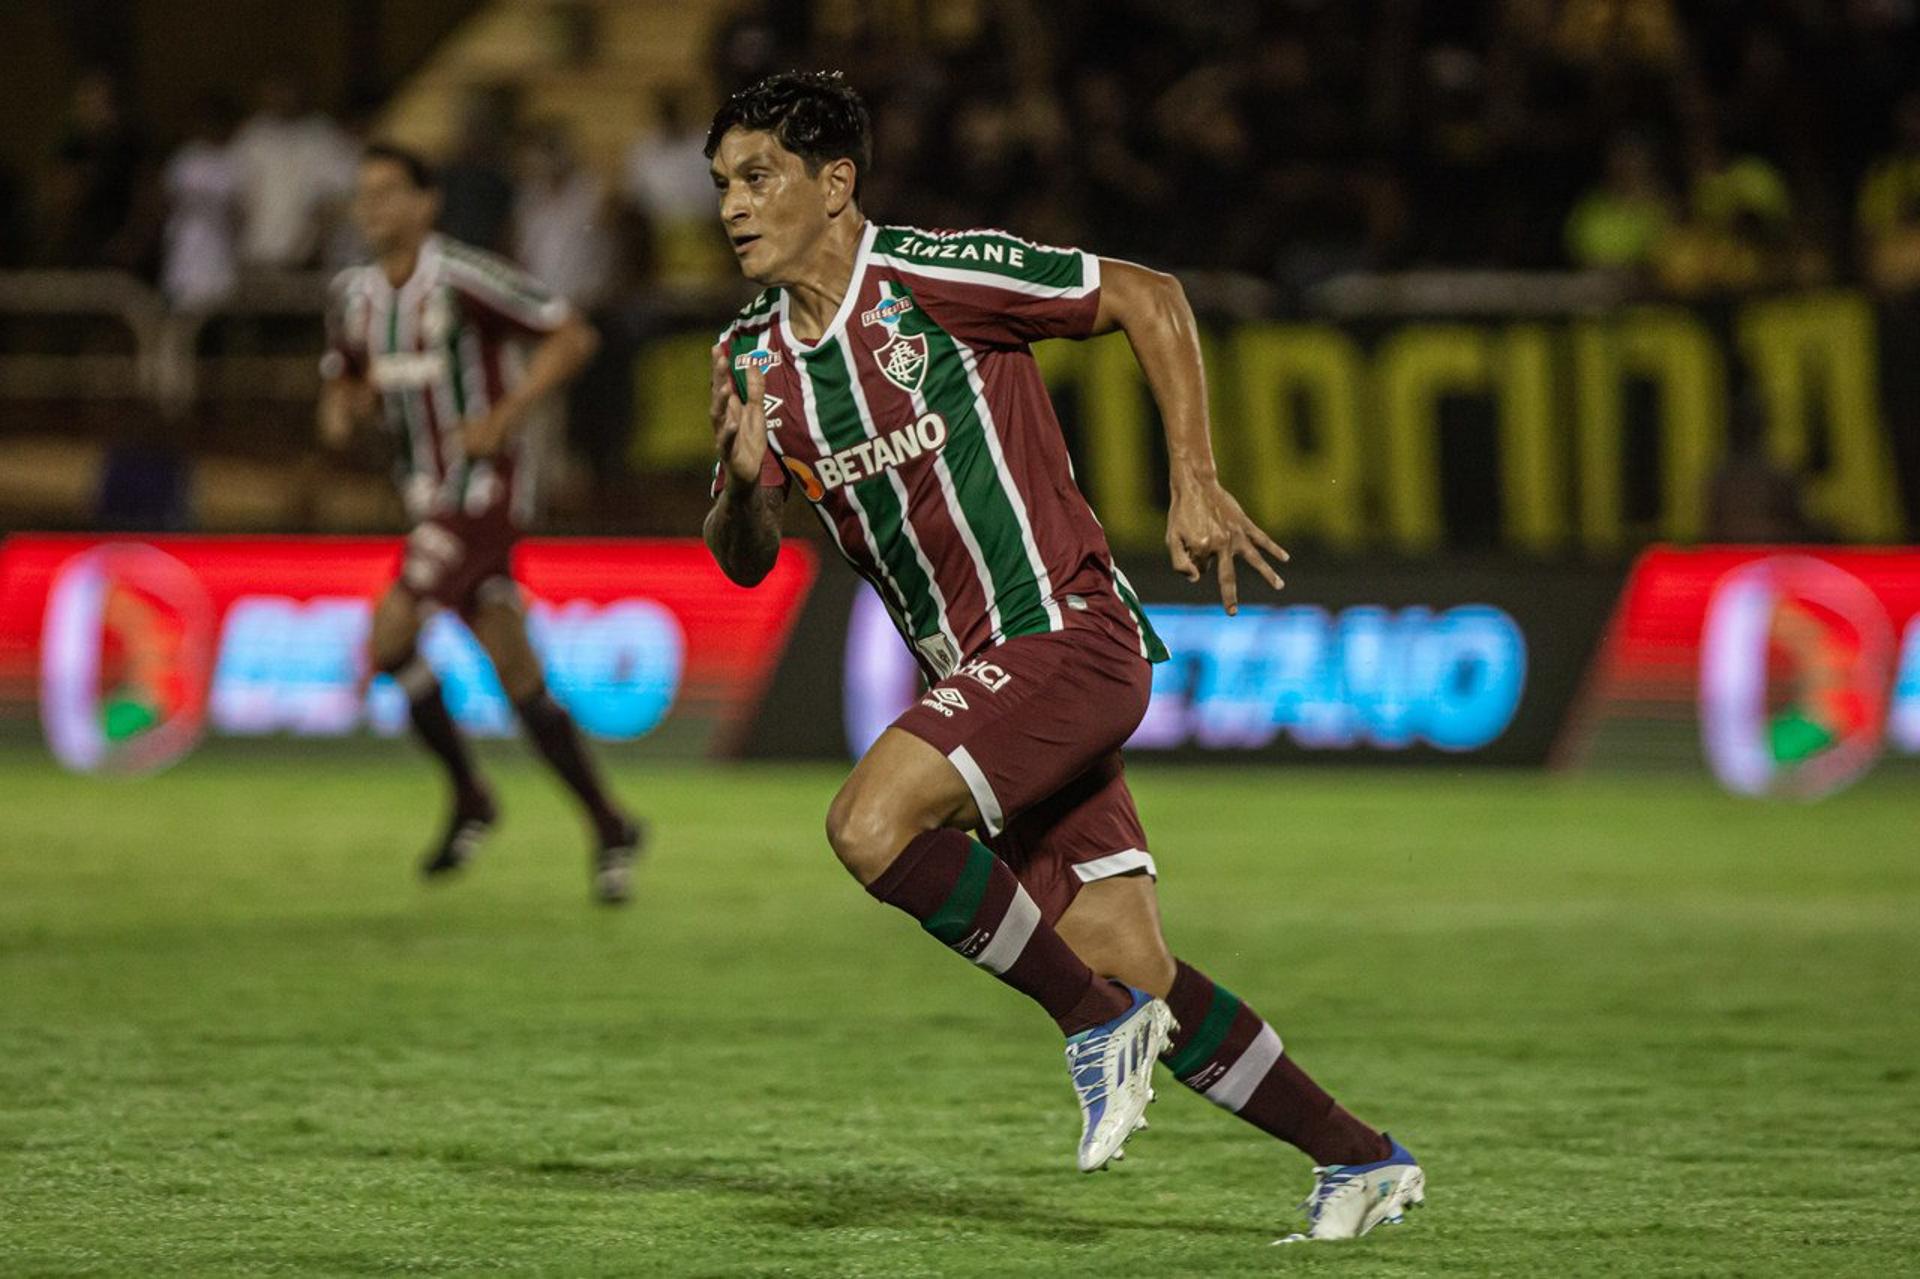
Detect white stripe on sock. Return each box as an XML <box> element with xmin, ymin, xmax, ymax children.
<box><xmin>947</xmin><ymin>745</ymin><xmax>1005</xmax><ymax>835</ymax></box>
<box><xmin>1204</xmin><ymin>1023</ymin><xmax>1284</xmax><ymax>1114</ymax></box>
<box><xmin>973</xmin><ymin>884</ymin><xmax>1040</xmax><ymax>974</ymax></box>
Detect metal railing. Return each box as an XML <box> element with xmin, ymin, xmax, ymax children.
<box><xmin>0</xmin><ymin>270</ymin><xmax>751</xmax><ymax>426</ymax></box>
<box><xmin>0</xmin><ymin>271</ymin><xmax>169</xmax><ymax>401</ymax></box>
<box><xmin>0</xmin><ymin>269</ymin><xmax>328</xmax><ymax>419</ymax></box>
<box><xmin>152</xmin><ymin>272</ymin><xmax>333</xmax><ymax>416</ymax></box>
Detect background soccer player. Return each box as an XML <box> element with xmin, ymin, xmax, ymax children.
<box><xmin>320</xmin><ymin>143</ymin><xmax>642</xmax><ymax>903</ymax></box>
<box><xmin>701</xmin><ymin>73</ymin><xmax>1424</xmax><ymax>1241</ymax></box>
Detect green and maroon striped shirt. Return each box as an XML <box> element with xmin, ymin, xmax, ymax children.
<box><xmin>324</xmin><ymin>234</ymin><xmax>570</xmax><ymax>526</ymax></box>
<box><xmin>719</xmin><ymin>223</ymin><xmax>1167</xmax><ymax>678</ymax></box>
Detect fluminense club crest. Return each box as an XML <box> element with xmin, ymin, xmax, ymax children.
<box><xmin>874</xmin><ymin>332</ymin><xmax>928</xmax><ymax>393</ymax></box>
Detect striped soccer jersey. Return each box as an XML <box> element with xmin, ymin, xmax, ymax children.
<box><xmin>323</xmin><ymin>233</ymin><xmax>571</xmax><ymax>526</ymax></box>
<box><xmin>720</xmin><ymin>222</ymin><xmax>1168</xmax><ymax>679</ymax></box>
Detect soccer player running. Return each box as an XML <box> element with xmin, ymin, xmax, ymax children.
<box><xmin>319</xmin><ymin>144</ymin><xmax>643</xmax><ymax>903</ymax></box>
<box><xmin>702</xmin><ymin>74</ymin><xmax>1424</xmax><ymax>1242</ymax></box>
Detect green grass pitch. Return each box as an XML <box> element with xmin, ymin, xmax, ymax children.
<box><xmin>1</xmin><ymin>748</ymin><xmax>1915</xmax><ymax>1276</ymax></box>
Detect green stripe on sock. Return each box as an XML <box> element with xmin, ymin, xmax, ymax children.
<box><xmin>923</xmin><ymin>841</ymin><xmax>994</xmax><ymax>945</ymax></box>
<box><xmin>1164</xmin><ymin>983</ymin><xmax>1243</xmax><ymax>1079</ymax></box>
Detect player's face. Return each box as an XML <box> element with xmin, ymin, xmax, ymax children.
<box><xmin>352</xmin><ymin>159</ymin><xmax>438</xmax><ymax>255</ymax></box>
<box><xmin>710</xmin><ymin>128</ymin><xmax>835</xmax><ymax>285</ymax></box>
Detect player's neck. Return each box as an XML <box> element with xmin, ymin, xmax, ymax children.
<box><xmin>782</xmin><ymin>212</ymin><xmax>867</xmax><ymax>342</ymax></box>
<box><xmin>378</xmin><ymin>238</ymin><xmax>428</xmax><ymax>289</ymax></box>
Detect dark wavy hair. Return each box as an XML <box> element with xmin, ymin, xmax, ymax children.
<box><xmin>704</xmin><ymin>71</ymin><xmax>872</xmax><ymax>200</ymax></box>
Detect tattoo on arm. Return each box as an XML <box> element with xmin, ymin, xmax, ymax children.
<box><xmin>704</xmin><ymin>485</ymin><xmax>785</xmax><ymax>587</ymax></box>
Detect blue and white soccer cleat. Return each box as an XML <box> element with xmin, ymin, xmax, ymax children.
<box><xmin>1065</xmin><ymin>987</ymin><xmax>1174</xmax><ymax>1172</ymax></box>
<box><xmin>1276</xmin><ymin>1135</ymin><xmax>1426</xmax><ymax>1242</ymax></box>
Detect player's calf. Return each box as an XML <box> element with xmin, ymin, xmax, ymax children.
<box><xmin>864</xmin><ymin>829</ymin><xmax>1172</xmax><ymax>1171</ymax></box>
<box><xmin>1053</xmin><ymin>874</ymin><xmax>1177</xmax><ymax>998</ymax></box>
<box><xmin>1160</xmin><ymin>960</ymin><xmax>1389</xmax><ymax>1168</ymax></box>
<box><xmin>865</xmin><ymin>829</ymin><xmax>1134</xmax><ymax>1036</ymax></box>
<box><xmin>1159</xmin><ymin>960</ymin><xmax>1424</xmax><ymax>1238</ymax></box>
<box><xmin>380</xmin><ymin>645</ymin><xmax>491</xmax><ymax>816</ymax></box>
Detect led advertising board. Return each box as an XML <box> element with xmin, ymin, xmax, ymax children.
<box><xmin>0</xmin><ymin>536</ymin><xmax>816</xmax><ymax>772</ymax></box>
<box><xmin>1564</xmin><ymin>546</ymin><xmax>1920</xmax><ymax>797</ymax></box>
<box><xmin>754</xmin><ymin>560</ymin><xmax>1621</xmax><ymax>765</ymax></box>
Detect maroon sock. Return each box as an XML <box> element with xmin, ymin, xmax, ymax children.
<box><xmin>390</xmin><ymin>652</ymin><xmax>487</xmax><ymax>809</ymax></box>
<box><xmin>867</xmin><ymin>829</ymin><xmax>1131</xmax><ymax>1035</ymax></box>
<box><xmin>514</xmin><ymin>688</ymin><xmax>627</xmax><ymax>843</ymax></box>
<box><xmin>1161</xmin><ymin>960</ymin><xmax>1390</xmax><ymax>1166</ymax></box>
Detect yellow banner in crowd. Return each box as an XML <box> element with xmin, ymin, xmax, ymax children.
<box><xmin>637</xmin><ymin>290</ymin><xmax>1907</xmax><ymax>554</ymax></box>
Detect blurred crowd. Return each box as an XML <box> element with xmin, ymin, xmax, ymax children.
<box><xmin>11</xmin><ymin>0</ymin><xmax>1920</xmax><ymax>308</ymax></box>
<box><xmin>761</xmin><ymin>0</ymin><xmax>1920</xmax><ymax>298</ymax></box>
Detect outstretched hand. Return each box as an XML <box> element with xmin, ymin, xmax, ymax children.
<box><xmin>710</xmin><ymin>344</ymin><xmax>768</xmax><ymax>491</ymax></box>
<box><xmin>1165</xmin><ymin>479</ymin><xmax>1289</xmax><ymax>615</ymax></box>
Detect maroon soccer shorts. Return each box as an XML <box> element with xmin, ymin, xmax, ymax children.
<box><xmin>396</xmin><ymin>503</ymin><xmax>520</xmax><ymax>618</ymax></box>
<box><xmin>891</xmin><ymin>629</ymin><xmax>1157</xmax><ymax>923</ymax></box>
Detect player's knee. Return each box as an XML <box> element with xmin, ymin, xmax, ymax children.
<box><xmin>368</xmin><ymin>631</ymin><xmax>413</xmax><ymax>677</ymax></box>
<box><xmin>824</xmin><ymin>788</ymin><xmax>915</xmax><ymax>885</ymax></box>
<box><xmin>490</xmin><ymin>648</ymin><xmax>543</xmax><ymax>704</ymax></box>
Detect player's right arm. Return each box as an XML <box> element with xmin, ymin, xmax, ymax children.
<box><xmin>317</xmin><ymin>271</ymin><xmax>377</xmax><ymax>450</ymax></box>
<box><xmin>317</xmin><ymin>374</ymin><xmax>377</xmax><ymax>450</ymax></box>
<box><xmin>703</xmin><ymin>343</ymin><xmax>786</xmax><ymax>587</ymax></box>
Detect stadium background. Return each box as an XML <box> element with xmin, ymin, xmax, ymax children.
<box><xmin>1</xmin><ymin>3</ymin><xmax>1916</xmax><ymax>1275</ymax></box>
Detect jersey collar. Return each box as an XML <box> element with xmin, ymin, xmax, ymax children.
<box><xmin>777</xmin><ymin>221</ymin><xmax>876</xmax><ymax>356</ymax></box>
<box><xmin>399</xmin><ymin>234</ymin><xmax>442</xmax><ymax>303</ymax></box>
<box><xmin>373</xmin><ymin>233</ymin><xmax>443</xmax><ymax>301</ymax></box>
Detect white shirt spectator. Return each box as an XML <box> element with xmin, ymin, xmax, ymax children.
<box><xmin>161</xmin><ymin>139</ymin><xmax>239</xmax><ymax>308</ymax></box>
<box><xmin>622</xmin><ymin>125</ymin><xmax>714</xmax><ymax>225</ymax></box>
<box><xmin>514</xmin><ymin>169</ymin><xmax>616</xmax><ymax>311</ymax></box>
<box><xmin>231</xmin><ymin>111</ymin><xmax>357</xmax><ymax>268</ymax></box>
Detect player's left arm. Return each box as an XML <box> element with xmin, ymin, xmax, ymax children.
<box><xmin>1089</xmin><ymin>259</ymin><xmax>1287</xmax><ymax>614</ymax></box>
<box><xmin>465</xmin><ymin>312</ymin><xmax>600</xmax><ymax>458</ymax></box>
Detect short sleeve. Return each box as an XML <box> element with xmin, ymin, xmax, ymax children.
<box><xmin>444</xmin><ymin>247</ymin><xmax>574</xmax><ymax>339</ymax></box>
<box><xmin>868</xmin><ymin>228</ymin><xmax>1102</xmax><ymax>348</ymax></box>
